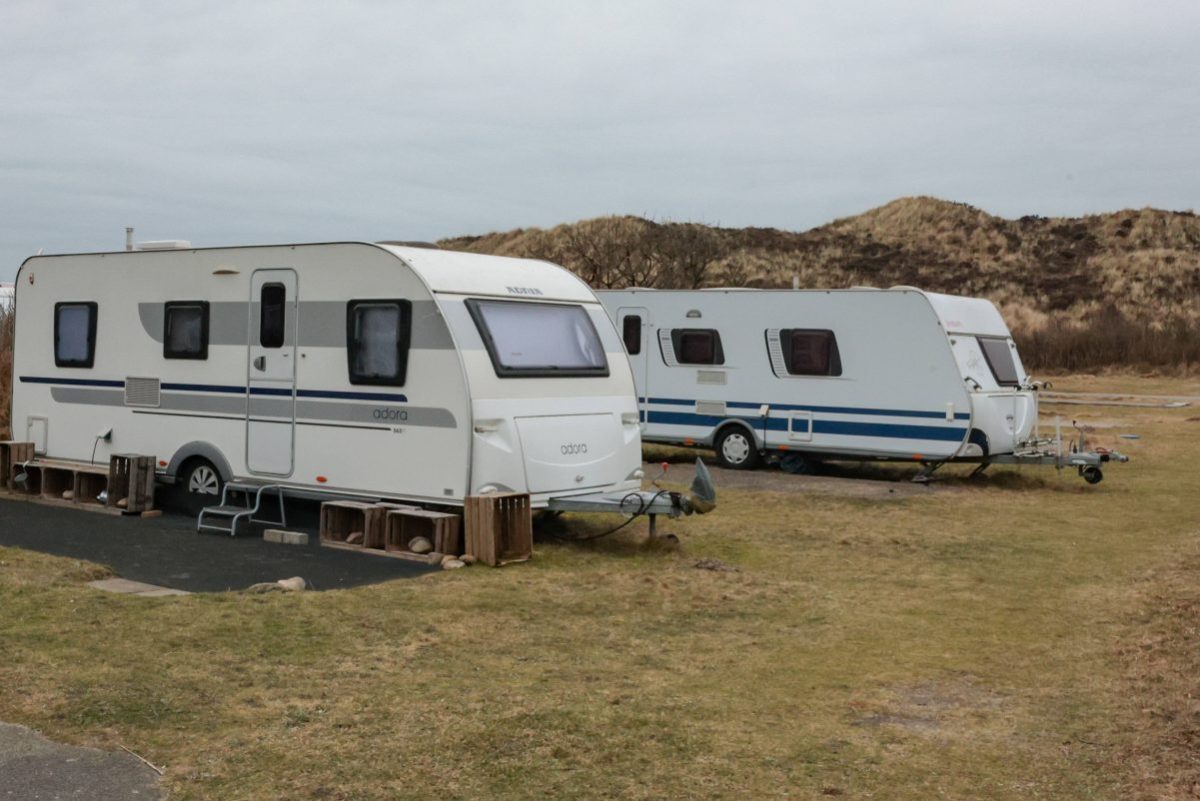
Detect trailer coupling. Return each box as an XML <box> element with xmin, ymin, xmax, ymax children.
<box><xmin>546</xmin><ymin>459</ymin><xmax>717</xmax><ymax>523</ymax></box>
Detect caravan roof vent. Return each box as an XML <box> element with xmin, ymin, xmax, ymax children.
<box><xmin>136</xmin><ymin>240</ymin><xmax>192</xmax><ymax>251</ymax></box>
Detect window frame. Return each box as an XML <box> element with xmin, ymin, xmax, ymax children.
<box><xmin>259</xmin><ymin>282</ymin><xmax>287</xmax><ymax>349</ymax></box>
<box><xmin>977</xmin><ymin>336</ymin><xmax>1021</xmax><ymax>387</ymax></box>
<box><xmin>622</xmin><ymin>315</ymin><xmax>642</xmax><ymax>355</ymax></box>
<box><xmin>465</xmin><ymin>298</ymin><xmax>610</xmax><ymax>378</ymax></box>
<box><xmin>345</xmin><ymin>299</ymin><xmax>413</xmax><ymax>386</ymax></box>
<box><xmin>668</xmin><ymin>328</ymin><xmax>725</xmax><ymax>366</ymax></box>
<box><xmin>162</xmin><ymin>301</ymin><xmax>210</xmax><ymax>360</ymax></box>
<box><xmin>778</xmin><ymin>328</ymin><xmax>842</xmax><ymax>377</ymax></box>
<box><xmin>53</xmin><ymin>301</ymin><xmax>98</xmax><ymax>368</ymax></box>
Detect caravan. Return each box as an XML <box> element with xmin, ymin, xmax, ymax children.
<box><xmin>8</xmin><ymin>242</ymin><xmax>712</xmax><ymax>516</ymax></box>
<box><xmin>599</xmin><ymin>287</ymin><xmax>1119</xmax><ymax>482</ymax></box>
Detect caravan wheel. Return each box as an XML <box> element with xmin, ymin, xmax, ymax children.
<box><xmin>714</xmin><ymin>428</ymin><xmax>760</xmax><ymax>470</ymax></box>
<box><xmin>182</xmin><ymin>459</ymin><xmax>223</xmax><ymax>497</ymax></box>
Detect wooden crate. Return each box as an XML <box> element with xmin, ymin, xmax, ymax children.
<box><xmin>73</xmin><ymin>468</ymin><xmax>110</xmax><ymax>507</ymax></box>
<box><xmin>366</xmin><ymin>502</ymin><xmax>421</xmax><ymax>549</ymax></box>
<box><xmin>464</xmin><ymin>493</ymin><xmax>532</xmax><ymax>566</ymax></box>
<box><xmin>385</xmin><ymin>508</ymin><xmax>462</xmax><ymax>555</ymax></box>
<box><xmin>107</xmin><ymin>454</ymin><xmax>156</xmax><ymax>513</ymax></box>
<box><xmin>0</xmin><ymin>442</ymin><xmax>35</xmax><ymax>492</ymax></box>
<box><xmin>41</xmin><ymin>465</ymin><xmax>75</xmax><ymax>501</ymax></box>
<box><xmin>319</xmin><ymin>501</ymin><xmax>376</xmax><ymax>545</ymax></box>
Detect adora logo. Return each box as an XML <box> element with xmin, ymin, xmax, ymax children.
<box><xmin>560</xmin><ymin>442</ymin><xmax>588</xmax><ymax>455</ymax></box>
<box><xmin>506</xmin><ymin>286</ymin><xmax>544</xmax><ymax>296</ymax></box>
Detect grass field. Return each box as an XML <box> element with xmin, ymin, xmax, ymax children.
<box><xmin>1</xmin><ymin>374</ymin><xmax>1197</xmax><ymax>800</ymax></box>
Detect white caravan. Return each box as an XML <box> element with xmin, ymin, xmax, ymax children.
<box><xmin>599</xmin><ymin>287</ymin><xmax>1121</xmax><ymax>483</ymax></box>
<box><xmin>9</xmin><ymin>242</ymin><xmax>713</xmax><ymax>515</ymax></box>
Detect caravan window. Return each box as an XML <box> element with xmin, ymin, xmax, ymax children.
<box><xmin>670</xmin><ymin>329</ymin><xmax>724</xmax><ymax>365</ymax></box>
<box><xmin>259</xmin><ymin>283</ymin><xmax>286</xmax><ymax>348</ymax></box>
<box><xmin>978</xmin><ymin>337</ymin><xmax>1020</xmax><ymax>386</ymax></box>
<box><xmin>346</xmin><ymin>300</ymin><xmax>412</xmax><ymax>385</ymax></box>
<box><xmin>622</xmin><ymin>315</ymin><xmax>642</xmax><ymax>355</ymax></box>
<box><xmin>780</xmin><ymin>329</ymin><xmax>842</xmax><ymax>376</ymax></box>
<box><xmin>163</xmin><ymin>301</ymin><xmax>209</xmax><ymax>359</ymax></box>
<box><xmin>54</xmin><ymin>302</ymin><xmax>97</xmax><ymax>368</ymax></box>
<box><xmin>466</xmin><ymin>299</ymin><xmax>609</xmax><ymax>377</ymax></box>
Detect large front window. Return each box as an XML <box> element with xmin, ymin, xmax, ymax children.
<box><xmin>467</xmin><ymin>299</ymin><xmax>609</xmax><ymax>377</ymax></box>
<box><xmin>978</xmin><ymin>336</ymin><xmax>1021</xmax><ymax>387</ymax></box>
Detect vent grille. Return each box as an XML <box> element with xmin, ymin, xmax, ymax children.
<box><xmin>696</xmin><ymin>370</ymin><xmax>727</xmax><ymax>386</ymax></box>
<box><xmin>124</xmin><ymin>377</ymin><xmax>161</xmax><ymax>407</ymax></box>
<box><xmin>765</xmin><ymin>329</ymin><xmax>788</xmax><ymax>377</ymax></box>
<box><xmin>658</xmin><ymin>329</ymin><xmax>678</xmax><ymax>367</ymax></box>
<box><xmin>695</xmin><ymin>400</ymin><xmax>727</xmax><ymax>416</ymax></box>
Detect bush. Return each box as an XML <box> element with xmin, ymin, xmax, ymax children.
<box><xmin>1015</xmin><ymin>306</ymin><xmax>1200</xmax><ymax>373</ymax></box>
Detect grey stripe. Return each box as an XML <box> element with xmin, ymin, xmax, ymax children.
<box><xmin>50</xmin><ymin>387</ymin><xmax>458</xmax><ymax>429</ymax></box>
<box><xmin>138</xmin><ymin>300</ymin><xmax>454</xmax><ymax>350</ymax></box>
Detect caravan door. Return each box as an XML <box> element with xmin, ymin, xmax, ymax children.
<box><xmin>616</xmin><ymin>307</ymin><xmax>651</xmax><ymax>420</ymax></box>
<box><xmin>246</xmin><ymin>269</ymin><xmax>298</xmax><ymax>476</ymax></box>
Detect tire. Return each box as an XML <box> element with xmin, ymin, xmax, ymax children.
<box><xmin>714</xmin><ymin>427</ymin><xmax>760</xmax><ymax>470</ymax></box>
<box><xmin>1081</xmin><ymin>466</ymin><xmax>1103</xmax><ymax>485</ymax></box>
<box><xmin>181</xmin><ymin>458</ymin><xmax>224</xmax><ymax>499</ymax></box>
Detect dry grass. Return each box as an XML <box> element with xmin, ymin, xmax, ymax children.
<box><xmin>0</xmin><ymin>375</ymin><xmax>1197</xmax><ymax>799</ymax></box>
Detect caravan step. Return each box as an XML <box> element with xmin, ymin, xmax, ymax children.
<box><xmin>196</xmin><ymin>484</ymin><xmax>286</xmax><ymax>537</ymax></box>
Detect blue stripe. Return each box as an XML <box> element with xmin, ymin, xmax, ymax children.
<box><xmin>645</xmin><ymin>395</ymin><xmax>970</xmax><ymax>421</ymax></box>
<box><xmin>21</xmin><ymin>376</ymin><xmax>407</xmax><ymax>403</ymax></box>
<box><xmin>646</xmin><ymin>410</ymin><xmax>967</xmax><ymax>443</ymax></box>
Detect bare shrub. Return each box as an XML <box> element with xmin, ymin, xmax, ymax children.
<box><xmin>1015</xmin><ymin>306</ymin><xmax>1200</xmax><ymax>373</ymax></box>
<box><xmin>0</xmin><ymin>303</ymin><xmax>12</xmax><ymax>438</ymax></box>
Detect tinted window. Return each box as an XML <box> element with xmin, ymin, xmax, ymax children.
<box><xmin>259</xmin><ymin>283</ymin><xmax>286</xmax><ymax>348</ymax></box>
<box><xmin>347</xmin><ymin>300</ymin><xmax>412</xmax><ymax>385</ymax></box>
<box><xmin>781</xmin><ymin>329</ymin><xmax>842</xmax><ymax>376</ymax></box>
<box><xmin>978</xmin><ymin>337</ymin><xmax>1020</xmax><ymax>386</ymax></box>
<box><xmin>54</xmin><ymin>302</ymin><xmax>97</xmax><ymax>368</ymax></box>
<box><xmin>622</xmin><ymin>315</ymin><xmax>642</xmax><ymax>355</ymax></box>
<box><xmin>467</xmin><ymin>299</ymin><xmax>609</xmax><ymax>377</ymax></box>
<box><xmin>670</xmin><ymin>329</ymin><xmax>724</xmax><ymax>365</ymax></box>
<box><xmin>163</xmin><ymin>301</ymin><xmax>209</xmax><ymax>359</ymax></box>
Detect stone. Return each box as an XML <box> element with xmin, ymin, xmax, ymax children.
<box><xmin>263</xmin><ymin>529</ymin><xmax>310</xmax><ymax>546</ymax></box>
<box><xmin>61</xmin><ymin>490</ymin><xmax>74</xmax><ymax>501</ymax></box>
<box><xmin>116</xmin><ymin>497</ymin><xmax>128</xmax><ymax>509</ymax></box>
<box><xmin>408</xmin><ymin>536</ymin><xmax>433</xmax><ymax>554</ymax></box>
<box><xmin>276</xmin><ymin>577</ymin><xmax>308</xmax><ymax>591</ymax></box>
<box><xmin>439</xmin><ymin>554</ymin><xmax>457</xmax><ymax>566</ymax></box>
<box><xmin>345</xmin><ymin>531</ymin><xmax>364</xmax><ymax>545</ymax></box>
<box><xmin>459</xmin><ymin>554</ymin><xmax>477</xmax><ymax>565</ymax></box>
<box><xmin>442</xmin><ymin>559</ymin><xmax>466</xmax><ymax>570</ymax></box>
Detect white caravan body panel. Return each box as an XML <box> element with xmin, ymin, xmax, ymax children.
<box><xmin>598</xmin><ymin>288</ymin><xmax>1035</xmax><ymax>462</ymax></box>
<box><xmin>10</xmin><ymin>242</ymin><xmax>641</xmax><ymax>506</ymax></box>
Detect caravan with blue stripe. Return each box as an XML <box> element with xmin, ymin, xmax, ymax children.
<box><xmin>599</xmin><ymin>287</ymin><xmax>1039</xmax><ymax>472</ymax></box>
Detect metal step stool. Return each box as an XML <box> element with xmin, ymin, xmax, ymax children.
<box><xmin>197</xmin><ymin>482</ymin><xmax>287</xmax><ymax>536</ymax></box>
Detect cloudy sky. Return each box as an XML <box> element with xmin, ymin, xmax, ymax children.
<box><xmin>1</xmin><ymin>0</ymin><xmax>1197</xmax><ymax>279</ymax></box>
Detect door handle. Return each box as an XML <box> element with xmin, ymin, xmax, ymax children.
<box><xmin>253</xmin><ymin>356</ymin><xmax>266</xmax><ymax>371</ymax></box>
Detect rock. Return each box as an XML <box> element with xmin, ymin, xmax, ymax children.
<box><xmin>442</xmin><ymin>559</ymin><xmax>466</xmax><ymax>570</ymax></box>
<box><xmin>428</xmin><ymin>552</ymin><xmax>444</xmax><ymax>563</ymax></box>
<box><xmin>408</xmin><ymin>536</ymin><xmax>433</xmax><ymax>554</ymax></box>
<box><xmin>345</xmin><ymin>531</ymin><xmax>364</xmax><ymax>545</ymax></box>
<box><xmin>276</xmin><ymin>577</ymin><xmax>308</xmax><ymax>591</ymax></box>
<box><xmin>246</xmin><ymin>582</ymin><xmax>284</xmax><ymax>593</ymax></box>
<box><xmin>117</xmin><ymin>497</ymin><xmax>128</xmax><ymax>509</ymax></box>
<box><xmin>439</xmin><ymin>554</ymin><xmax>457</xmax><ymax>566</ymax></box>
<box><xmin>460</xmin><ymin>554</ymin><xmax>477</xmax><ymax>565</ymax></box>
<box><xmin>62</xmin><ymin>490</ymin><xmax>74</xmax><ymax>501</ymax></box>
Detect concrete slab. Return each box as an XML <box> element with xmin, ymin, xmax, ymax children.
<box><xmin>0</xmin><ymin>721</ymin><xmax>163</xmax><ymax>800</ymax></box>
<box><xmin>264</xmin><ymin>528</ymin><xmax>311</xmax><ymax>546</ymax></box>
<box><xmin>87</xmin><ymin>578</ymin><xmax>192</xmax><ymax>597</ymax></box>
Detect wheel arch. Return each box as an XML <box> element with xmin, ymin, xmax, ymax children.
<box><xmin>167</xmin><ymin>442</ymin><xmax>235</xmax><ymax>484</ymax></box>
<box><xmin>710</xmin><ymin>418</ymin><xmax>763</xmax><ymax>450</ymax></box>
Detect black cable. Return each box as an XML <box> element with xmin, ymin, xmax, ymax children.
<box><xmin>545</xmin><ymin>490</ymin><xmax>673</xmax><ymax>542</ymax></box>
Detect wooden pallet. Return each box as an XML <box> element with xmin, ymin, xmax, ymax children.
<box><xmin>464</xmin><ymin>493</ymin><xmax>532</xmax><ymax>567</ymax></box>
<box><xmin>385</xmin><ymin>508</ymin><xmax>462</xmax><ymax>555</ymax></box>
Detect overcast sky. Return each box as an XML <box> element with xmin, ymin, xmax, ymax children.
<box><xmin>1</xmin><ymin>0</ymin><xmax>1197</xmax><ymax>279</ymax></box>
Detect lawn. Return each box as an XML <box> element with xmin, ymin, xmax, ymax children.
<box><xmin>0</xmin><ymin>374</ymin><xmax>1197</xmax><ymax>800</ymax></box>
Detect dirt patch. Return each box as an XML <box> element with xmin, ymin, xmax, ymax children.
<box><xmin>849</xmin><ymin>678</ymin><xmax>1009</xmax><ymax>737</ymax></box>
